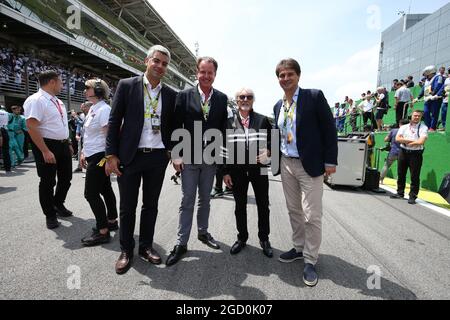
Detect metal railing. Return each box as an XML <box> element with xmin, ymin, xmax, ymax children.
<box><xmin>0</xmin><ymin>68</ymin><xmax>86</xmax><ymax>108</ymax></box>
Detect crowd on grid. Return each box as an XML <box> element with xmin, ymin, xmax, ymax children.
<box><xmin>0</xmin><ymin>46</ymin><xmax>117</xmax><ymax>98</ymax></box>
<box><xmin>0</xmin><ymin>44</ymin><xmax>342</xmax><ymax>288</ymax></box>
<box><xmin>332</xmin><ymin>65</ymin><xmax>449</xmax><ymax>134</ymax></box>
<box><xmin>0</xmin><ymin>45</ymin><xmax>433</xmax><ymax>289</ymax></box>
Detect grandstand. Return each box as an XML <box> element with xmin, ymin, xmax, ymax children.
<box><xmin>0</xmin><ymin>0</ymin><xmax>197</xmax><ymax>110</ymax></box>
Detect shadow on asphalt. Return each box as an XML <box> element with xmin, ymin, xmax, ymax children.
<box><xmin>125</xmin><ymin>243</ymin><xmax>417</xmax><ymax>300</ymax></box>
<box><xmin>0</xmin><ymin>186</ymin><xmax>17</xmax><ymax>194</ymax></box>
<box><xmin>213</xmin><ymin>195</ymin><xmax>257</xmax><ymax>205</ymax></box>
<box><xmin>51</xmin><ymin>215</ymin><xmax>121</xmax><ymax>252</ymax></box>
<box><xmin>318</xmin><ymin>254</ymin><xmax>417</xmax><ymax>300</ymax></box>
<box><xmin>0</xmin><ymin>168</ymin><xmax>28</xmax><ymax>177</ymax></box>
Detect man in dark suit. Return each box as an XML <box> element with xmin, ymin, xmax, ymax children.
<box><xmin>167</xmin><ymin>57</ymin><xmax>228</xmax><ymax>266</ymax></box>
<box><xmin>222</xmin><ymin>88</ymin><xmax>273</xmax><ymax>258</ymax></box>
<box><xmin>273</xmin><ymin>58</ymin><xmax>337</xmax><ymax>287</ymax></box>
<box><xmin>105</xmin><ymin>45</ymin><xmax>177</xmax><ymax>275</ymax></box>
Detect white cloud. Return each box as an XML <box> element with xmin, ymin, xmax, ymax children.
<box><xmin>305</xmin><ymin>44</ymin><xmax>380</xmax><ymax>103</ymax></box>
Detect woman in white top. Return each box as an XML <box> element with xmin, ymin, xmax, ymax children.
<box><xmin>80</xmin><ymin>79</ymin><xmax>118</xmax><ymax>246</ymax></box>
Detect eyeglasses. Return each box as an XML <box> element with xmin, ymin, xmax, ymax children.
<box><xmin>238</xmin><ymin>95</ymin><xmax>254</xmax><ymax>101</ymax></box>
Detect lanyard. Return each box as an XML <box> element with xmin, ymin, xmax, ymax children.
<box><xmin>283</xmin><ymin>99</ymin><xmax>297</xmax><ymax>129</ymax></box>
<box><xmin>50</xmin><ymin>98</ymin><xmax>65</xmax><ymax>125</ymax></box>
<box><xmin>201</xmin><ymin>96</ymin><xmax>211</xmax><ymax>120</ymax></box>
<box><xmin>144</xmin><ymin>83</ymin><xmax>161</xmax><ymax>115</ymax></box>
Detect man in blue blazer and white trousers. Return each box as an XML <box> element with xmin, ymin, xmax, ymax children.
<box><xmin>273</xmin><ymin>58</ymin><xmax>338</xmax><ymax>287</ymax></box>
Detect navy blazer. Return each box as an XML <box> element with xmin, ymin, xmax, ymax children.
<box><xmin>105</xmin><ymin>76</ymin><xmax>177</xmax><ymax>166</ymax></box>
<box><xmin>273</xmin><ymin>88</ymin><xmax>338</xmax><ymax>178</ymax></box>
<box><xmin>172</xmin><ymin>86</ymin><xmax>228</xmax><ymax>164</ymax></box>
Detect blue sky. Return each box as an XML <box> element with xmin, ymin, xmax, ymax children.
<box><xmin>150</xmin><ymin>0</ymin><xmax>449</xmax><ymax>116</ymax></box>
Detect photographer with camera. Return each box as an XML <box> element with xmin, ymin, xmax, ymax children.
<box><xmin>380</xmin><ymin>119</ymin><xmax>409</xmax><ymax>185</ymax></box>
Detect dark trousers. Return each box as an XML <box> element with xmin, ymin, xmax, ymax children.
<box><xmin>214</xmin><ymin>166</ymin><xmax>224</xmax><ymax>190</ymax></box>
<box><xmin>397</xmin><ymin>149</ymin><xmax>423</xmax><ymax>199</ymax></box>
<box><xmin>396</xmin><ymin>102</ymin><xmax>409</xmax><ymax>127</ymax></box>
<box><xmin>363</xmin><ymin>111</ymin><xmax>376</xmax><ymax>129</ymax></box>
<box><xmin>32</xmin><ymin>139</ymin><xmax>72</xmax><ymax>218</ymax></box>
<box><xmin>117</xmin><ymin>150</ymin><xmax>169</xmax><ymax>254</ymax></box>
<box><xmin>84</xmin><ymin>152</ymin><xmax>118</xmax><ymax>230</ymax></box>
<box><xmin>1</xmin><ymin>128</ymin><xmax>11</xmax><ymax>171</ymax></box>
<box><xmin>23</xmin><ymin>131</ymin><xmax>30</xmax><ymax>159</ymax></box>
<box><xmin>230</xmin><ymin>166</ymin><xmax>270</xmax><ymax>242</ymax></box>
<box><xmin>350</xmin><ymin>114</ymin><xmax>358</xmax><ymax>132</ymax></box>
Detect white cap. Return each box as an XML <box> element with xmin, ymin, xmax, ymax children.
<box><xmin>422</xmin><ymin>65</ymin><xmax>437</xmax><ymax>77</ymax></box>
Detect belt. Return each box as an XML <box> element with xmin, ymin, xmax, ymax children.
<box><xmin>44</xmin><ymin>138</ymin><xmax>70</xmax><ymax>144</ymax></box>
<box><xmin>137</xmin><ymin>148</ymin><xmax>164</xmax><ymax>153</ymax></box>
<box><xmin>282</xmin><ymin>154</ymin><xmax>300</xmax><ymax>160</ymax></box>
<box><xmin>401</xmin><ymin>148</ymin><xmax>424</xmax><ymax>154</ymax></box>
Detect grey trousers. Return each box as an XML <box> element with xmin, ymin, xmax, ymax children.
<box><xmin>177</xmin><ymin>163</ymin><xmax>216</xmax><ymax>246</ymax></box>
<box><xmin>380</xmin><ymin>154</ymin><xmax>399</xmax><ymax>180</ymax></box>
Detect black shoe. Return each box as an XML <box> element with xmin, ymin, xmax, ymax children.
<box><xmin>224</xmin><ymin>187</ymin><xmax>233</xmax><ymax>195</ymax></box>
<box><xmin>210</xmin><ymin>189</ymin><xmax>224</xmax><ymax>198</ymax></box>
<box><xmin>46</xmin><ymin>217</ymin><xmax>60</xmax><ymax>229</ymax></box>
<box><xmin>108</xmin><ymin>221</ymin><xmax>119</xmax><ymax>231</ymax></box>
<box><xmin>390</xmin><ymin>194</ymin><xmax>404</xmax><ymax>199</ymax></box>
<box><xmin>278</xmin><ymin>248</ymin><xmax>304</xmax><ymax>263</ymax></box>
<box><xmin>230</xmin><ymin>240</ymin><xmax>246</xmax><ymax>255</ymax></box>
<box><xmin>73</xmin><ymin>167</ymin><xmax>83</xmax><ymax>173</ymax></box>
<box><xmin>166</xmin><ymin>245</ymin><xmax>188</xmax><ymax>266</ymax></box>
<box><xmin>260</xmin><ymin>241</ymin><xmax>273</xmax><ymax>258</ymax></box>
<box><xmin>82</xmin><ymin>230</ymin><xmax>110</xmax><ymax>247</ymax></box>
<box><xmin>198</xmin><ymin>233</ymin><xmax>220</xmax><ymax>250</ymax></box>
<box><xmin>54</xmin><ymin>205</ymin><xmax>73</xmax><ymax>217</ymax></box>
<box><xmin>408</xmin><ymin>197</ymin><xmax>417</xmax><ymax>205</ymax></box>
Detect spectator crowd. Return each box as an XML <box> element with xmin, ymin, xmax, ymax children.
<box><xmin>332</xmin><ymin>65</ymin><xmax>449</xmax><ymax>134</ymax></box>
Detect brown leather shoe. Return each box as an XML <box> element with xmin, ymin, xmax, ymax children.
<box><xmin>115</xmin><ymin>252</ymin><xmax>133</xmax><ymax>275</ymax></box>
<box><xmin>139</xmin><ymin>248</ymin><xmax>162</xmax><ymax>265</ymax></box>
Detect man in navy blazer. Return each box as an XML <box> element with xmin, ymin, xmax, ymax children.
<box><xmin>273</xmin><ymin>58</ymin><xmax>337</xmax><ymax>287</ymax></box>
<box><xmin>105</xmin><ymin>45</ymin><xmax>177</xmax><ymax>275</ymax></box>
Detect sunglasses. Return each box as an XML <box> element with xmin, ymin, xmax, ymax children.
<box><xmin>238</xmin><ymin>95</ymin><xmax>254</xmax><ymax>101</ymax></box>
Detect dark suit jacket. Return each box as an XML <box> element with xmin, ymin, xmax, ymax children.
<box><xmin>106</xmin><ymin>76</ymin><xmax>177</xmax><ymax>166</ymax></box>
<box><xmin>172</xmin><ymin>86</ymin><xmax>228</xmax><ymax>164</ymax></box>
<box><xmin>222</xmin><ymin>110</ymin><xmax>272</xmax><ymax>175</ymax></box>
<box><xmin>273</xmin><ymin>88</ymin><xmax>338</xmax><ymax>177</ymax></box>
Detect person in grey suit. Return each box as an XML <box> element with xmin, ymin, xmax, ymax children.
<box><xmin>167</xmin><ymin>56</ymin><xmax>228</xmax><ymax>266</ymax></box>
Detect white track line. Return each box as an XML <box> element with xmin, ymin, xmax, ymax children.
<box><xmin>379</xmin><ymin>184</ymin><xmax>450</xmax><ymax>219</ymax></box>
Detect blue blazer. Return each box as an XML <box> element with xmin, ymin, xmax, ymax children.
<box><xmin>273</xmin><ymin>88</ymin><xmax>338</xmax><ymax>178</ymax></box>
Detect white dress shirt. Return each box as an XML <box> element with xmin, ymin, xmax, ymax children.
<box><xmin>138</xmin><ymin>74</ymin><xmax>165</xmax><ymax>149</ymax></box>
<box><xmin>23</xmin><ymin>89</ymin><xmax>69</xmax><ymax>140</ymax></box>
<box><xmin>397</xmin><ymin>123</ymin><xmax>428</xmax><ymax>151</ymax></box>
